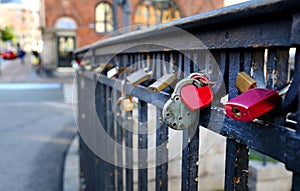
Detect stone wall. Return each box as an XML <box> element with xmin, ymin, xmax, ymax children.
<box><xmin>248</xmin><ymin>161</ymin><xmax>292</xmax><ymax>191</ymax></box>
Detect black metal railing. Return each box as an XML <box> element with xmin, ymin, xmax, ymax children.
<box><xmin>75</xmin><ymin>0</ymin><xmax>300</xmax><ymax>190</ymax></box>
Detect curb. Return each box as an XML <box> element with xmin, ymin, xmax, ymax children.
<box><xmin>63</xmin><ymin>135</ymin><xmax>79</xmax><ymax>191</ymax></box>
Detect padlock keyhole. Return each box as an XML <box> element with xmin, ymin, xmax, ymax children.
<box><xmin>232</xmin><ymin>107</ymin><xmax>241</xmax><ymax>118</ymax></box>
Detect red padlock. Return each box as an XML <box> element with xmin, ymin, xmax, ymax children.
<box><xmin>180</xmin><ymin>74</ymin><xmax>213</xmax><ymax>112</ymax></box>
<box><xmin>224</xmin><ymin>88</ymin><xmax>282</xmax><ymax>122</ymax></box>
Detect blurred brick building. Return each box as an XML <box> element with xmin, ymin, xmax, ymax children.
<box><xmin>42</xmin><ymin>0</ymin><xmax>223</xmax><ymax>68</ymax></box>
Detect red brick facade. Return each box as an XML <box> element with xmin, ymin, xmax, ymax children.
<box><xmin>44</xmin><ymin>0</ymin><xmax>223</xmax><ymax>48</ymax></box>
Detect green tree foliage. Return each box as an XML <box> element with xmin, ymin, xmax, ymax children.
<box><xmin>0</xmin><ymin>26</ymin><xmax>15</xmax><ymax>42</ymax></box>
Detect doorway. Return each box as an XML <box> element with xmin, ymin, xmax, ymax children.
<box><xmin>57</xmin><ymin>36</ymin><xmax>76</xmax><ymax>67</ymax></box>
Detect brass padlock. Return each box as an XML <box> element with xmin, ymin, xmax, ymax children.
<box><xmin>107</xmin><ymin>66</ymin><xmax>134</xmax><ymax>78</ymax></box>
<box><xmin>126</xmin><ymin>68</ymin><xmax>152</xmax><ymax>86</ymax></box>
<box><xmin>93</xmin><ymin>63</ymin><xmax>114</xmax><ymax>73</ymax></box>
<box><xmin>117</xmin><ymin>80</ymin><xmax>134</xmax><ymax>111</ymax></box>
<box><xmin>119</xmin><ymin>98</ymin><xmax>133</xmax><ymax>111</ymax></box>
<box><xmin>236</xmin><ymin>71</ymin><xmax>256</xmax><ymax>93</ymax></box>
<box><xmin>148</xmin><ymin>73</ymin><xmax>177</xmax><ymax>93</ymax></box>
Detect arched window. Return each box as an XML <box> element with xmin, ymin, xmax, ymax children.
<box><xmin>134</xmin><ymin>0</ymin><xmax>180</xmax><ymax>29</ymax></box>
<box><xmin>95</xmin><ymin>2</ymin><xmax>114</xmax><ymax>33</ymax></box>
<box><xmin>55</xmin><ymin>17</ymin><xmax>77</xmax><ymax>30</ymax></box>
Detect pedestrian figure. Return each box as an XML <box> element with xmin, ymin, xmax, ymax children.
<box><xmin>17</xmin><ymin>43</ymin><xmax>26</xmax><ymax>64</ymax></box>
<box><xmin>32</xmin><ymin>50</ymin><xmax>42</xmax><ymax>74</ymax></box>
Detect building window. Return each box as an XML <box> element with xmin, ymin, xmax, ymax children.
<box><xmin>55</xmin><ymin>17</ymin><xmax>77</xmax><ymax>30</ymax></box>
<box><xmin>134</xmin><ymin>0</ymin><xmax>180</xmax><ymax>30</ymax></box>
<box><xmin>95</xmin><ymin>2</ymin><xmax>114</xmax><ymax>33</ymax></box>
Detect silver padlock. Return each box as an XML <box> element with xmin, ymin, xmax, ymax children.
<box><xmin>163</xmin><ymin>78</ymin><xmax>201</xmax><ymax>130</ymax></box>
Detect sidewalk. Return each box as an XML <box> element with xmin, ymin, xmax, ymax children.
<box><xmin>0</xmin><ymin>57</ymin><xmax>80</xmax><ymax>191</ymax></box>
<box><xmin>63</xmin><ymin>136</ymin><xmax>80</xmax><ymax>191</ymax></box>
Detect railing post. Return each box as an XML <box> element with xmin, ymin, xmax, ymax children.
<box><xmin>138</xmin><ymin>100</ymin><xmax>148</xmax><ymax>191</ymax></box>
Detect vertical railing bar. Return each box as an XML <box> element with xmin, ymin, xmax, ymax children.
<box><xmin>291</xmin><ymin>47</ymin><xmax>300</xmax><ymax>191</ymax></box>
<box><xmin>193</xmin><ymin>51</ymin><xmax>199</xmax><ymax>72</ymax></box>
<box><xmin>272</xmin><ymin>48</ymin><xmax>290</xmax><ymax>125</ymax></box>
<box><xmin>144</xmin><ymin>53</ymin><xmax>148</xmax><ymax>69</ymax></box>
<box><xmin>282</xmin><ymin>47</ymin><xmax>299</xmax><ymax>112</ymax></box>
<box><xmin>186</xmin><ymin>50</ymin><xmax>200</xmax><ymax>190</ymax></box>
<box><xmin>181</xmin><ymin>52</ymin><xmax>192</xmax><ymax>191</ymax></box>
<box><xmin>155</xmin><ymin>52</ymin><xmax>168</xmax><ymax>191</ymax></box>
<box><xmin>198</xmin><ymin>50</ymin><xmax>206</xmax><ymax>71</ymax></box>
<box><xmin>88</xmin><ymin>77</ymin><xmax>97</xmax><ymax>191</ymax></box>
<box><xmin>138</xmin><ymin>100</ymin><xmax>148</xmax><ymax>191</ymax></box>
<box><xmin>177</xmin><ymin>53</ymin><xmax>183</xmax><ymax>80</ymax></box>
<box><xmin>106</xmin><ymin>85</ymin><xmax>115</xmax><ymax>191</ymax></box>
<box><xmin>224</xmin><ymin>51</ymin><xmax>240</xmax><ymax>191</ymax></box>
<box><xmin>252</xmin><ymin>49</ymin><xmax>266</xmax><ymax>88</ymax></box>
<box><xmin>155</xmin><ymin>53</ymin><xmax>163</xmax><ymax>79</ymax></box>
<box><xmin>236</xmin><ymin>51</ymin><xmax>250</xmax><ymax>191</ymax></box>
<box><xmin>137</xmin><ymin>54</ymin><xmax>142</xmax><ymax>69</ymax></box>
<box><xmin>162</xmin><ymin>53</ymin><xmax>167</xmax><ymax>74</ymax></box>
<box><xmin>234</xmin><ymin>143</ymin><xmax>249</xmax><ymax>191</ymax></box>
<box><xmin>266</xmin><ymin>49</ymin><xmax>276</xmax><ymax>89</ymax></box>
<box><xmin>243</xmin><ymin>50</ymin><xmax>252</xmax><ymax>76</ymax></box>
<box><xmin>155</xmin><ymin>109</ymin><xmax>168</xmax><ymax>191</ymax></box>
<box><xmin>295</xmin><ymin>48</ymin><xmax>300</xmax><ymax>134</ymax></box>
<box><xmin>149</xmin><ymin>53</ymin><xmax>155</xmax><ymax>76</ymax></box>
<box><xmin>125</xmin><ymin>54</ymin><xmax>134</xmax><ymax>191</ymax></box>
<box><xmin>208</xmin><ymin>51</ymin><xmax>225</xmax><ymax>99</ymax></box>
<box><xmin>205</xmin><ymin>50</ymin><xmax>212</xmax><ymax>80</ymax></box>
<box><xmin>225</xmin><ymin>51</ymin><xmax>250</xmax><ymax>191</ymax></box>
<box><xmin>125</xmin><ymin>110</ymin><xmax>133</xmax><ymax>191</ymax></box>
<box><xmin>168</xmin><ymin>53</ymin><xmax>173</xmax><ymax>74</ymax></box>
<box><xmin>275</xmin><ymin>48</ymin><xmax>290</xmax><ymax>89</ymax></box>
<box><xmin>220</xmin><ymin>52</ymin><xmax>227</xmax><ymax>75</ymax></box>
<box><xmin>228</xmin><ymin>52</ymin><xmax>240</xmax><ymax>100</ymax></box>
<box><xmin>97</xmin><ymin>81</ymin><xmax>109</xmax><ymax>190</ymax></box>
<box><xmin>224</xmin><ymin>139</ymin><xmax>237</xmax><ymax>191</ymax></box>
<box><xmin>115</xmin><ymin>55</ymin><xmax>123</xmax><ymax>191</ymax></box>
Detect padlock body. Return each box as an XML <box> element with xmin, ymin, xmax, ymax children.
<box><xmin>236</xmin><ymin>71</ymin><xmax>256</xmax><ymax>93</ymax></box>
<box><xmin>180</xmin><ymin>84</ymin><xmax>213</xmax><ymax>111</ymax></box>
<box><xmin>121</xmin><ymin>99</ymin><xmax>133</xmax><ymax>111</ymax></box>
<box><xmin>107</xmin><ymin>67</ymin><xmax>119</xmax><ymax>78</ymax></box>
<box><xmin>148</xmin><ymin>74</ymin><xmax>177</xmax><ymax>93</ymax></box>
<box><xmin>224</xmin><ymin>88</ymin><xmax>281</xmax><ymax>121</ymax></box>
<box><xmin>126</xmin><ymin>69</ymin><xmax>151</xmax><ymax>86</ymax></box>
<box><xmin>163</xmin><ymin>95</ymin><xmax>199</xmax><ymax>130</ymax></box>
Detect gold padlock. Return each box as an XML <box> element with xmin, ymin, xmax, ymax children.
<box><xmin>120</xmin><ymin>98</ymin><xmax>133</xmax><ymax>111</ymax></box>
<box><xmin>93</xmin><ymin>63</ymin><xmax>114</xmax><ymax>73</ymax></box>
<box><xmin>126</xmin><ymin>68</ymin><xmax>153</xmax><ymax>86</ymax></box>
<box><xmin>236</xmin><ymin>71</ymin><xmax>256</xmax><ymax>93</ymax></box>
<box><xmin>116</xmin><ymin>80</ymin><xmax>135</xmax><ymax>112</ymax></box>
<box><xmin>148</xmin><ymin>73</ymin><xmax>177</xmax><ymax>93</ymax></box>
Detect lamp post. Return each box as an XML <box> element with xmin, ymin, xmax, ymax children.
<box><xmin>113</xmin><ymin>0</ymin><xmax>131</xmax><ymax>32</ymax></box>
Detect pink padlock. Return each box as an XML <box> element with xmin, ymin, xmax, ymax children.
<box><xmin>224</xmin><ymin>88</ymin><xmax>282</xmax><ymax>122</ymax></box>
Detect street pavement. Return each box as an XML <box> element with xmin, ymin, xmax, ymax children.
<box><xmin>0</xmin><ymin>55</ymin><xmax>78</xmax><ymax>191</ymax></box>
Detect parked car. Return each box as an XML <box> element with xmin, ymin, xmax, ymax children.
<box><xmin>1</xmin><ymin>49</ymin><xmax>18</xmax><ymax>60</ymax></box>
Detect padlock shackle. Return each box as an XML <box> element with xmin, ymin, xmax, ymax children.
<box><xmin>121</xmin><ymin>79</ymin><xmax>126</xmax><ymax>97</ymax></box>
<box><xmin>172</xmin><ymin>78</ymin><xmax>201</xmax><ymax>97</ymax></box>
<box><xmin>188</xmin><ymin>72</ymin><xmax>215</xmax><ymax>86</ymax></box>
<box><xmin>278</xmin><ymin>83</ymin><xmax>291</xmax><ymax>97</ymax></box>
